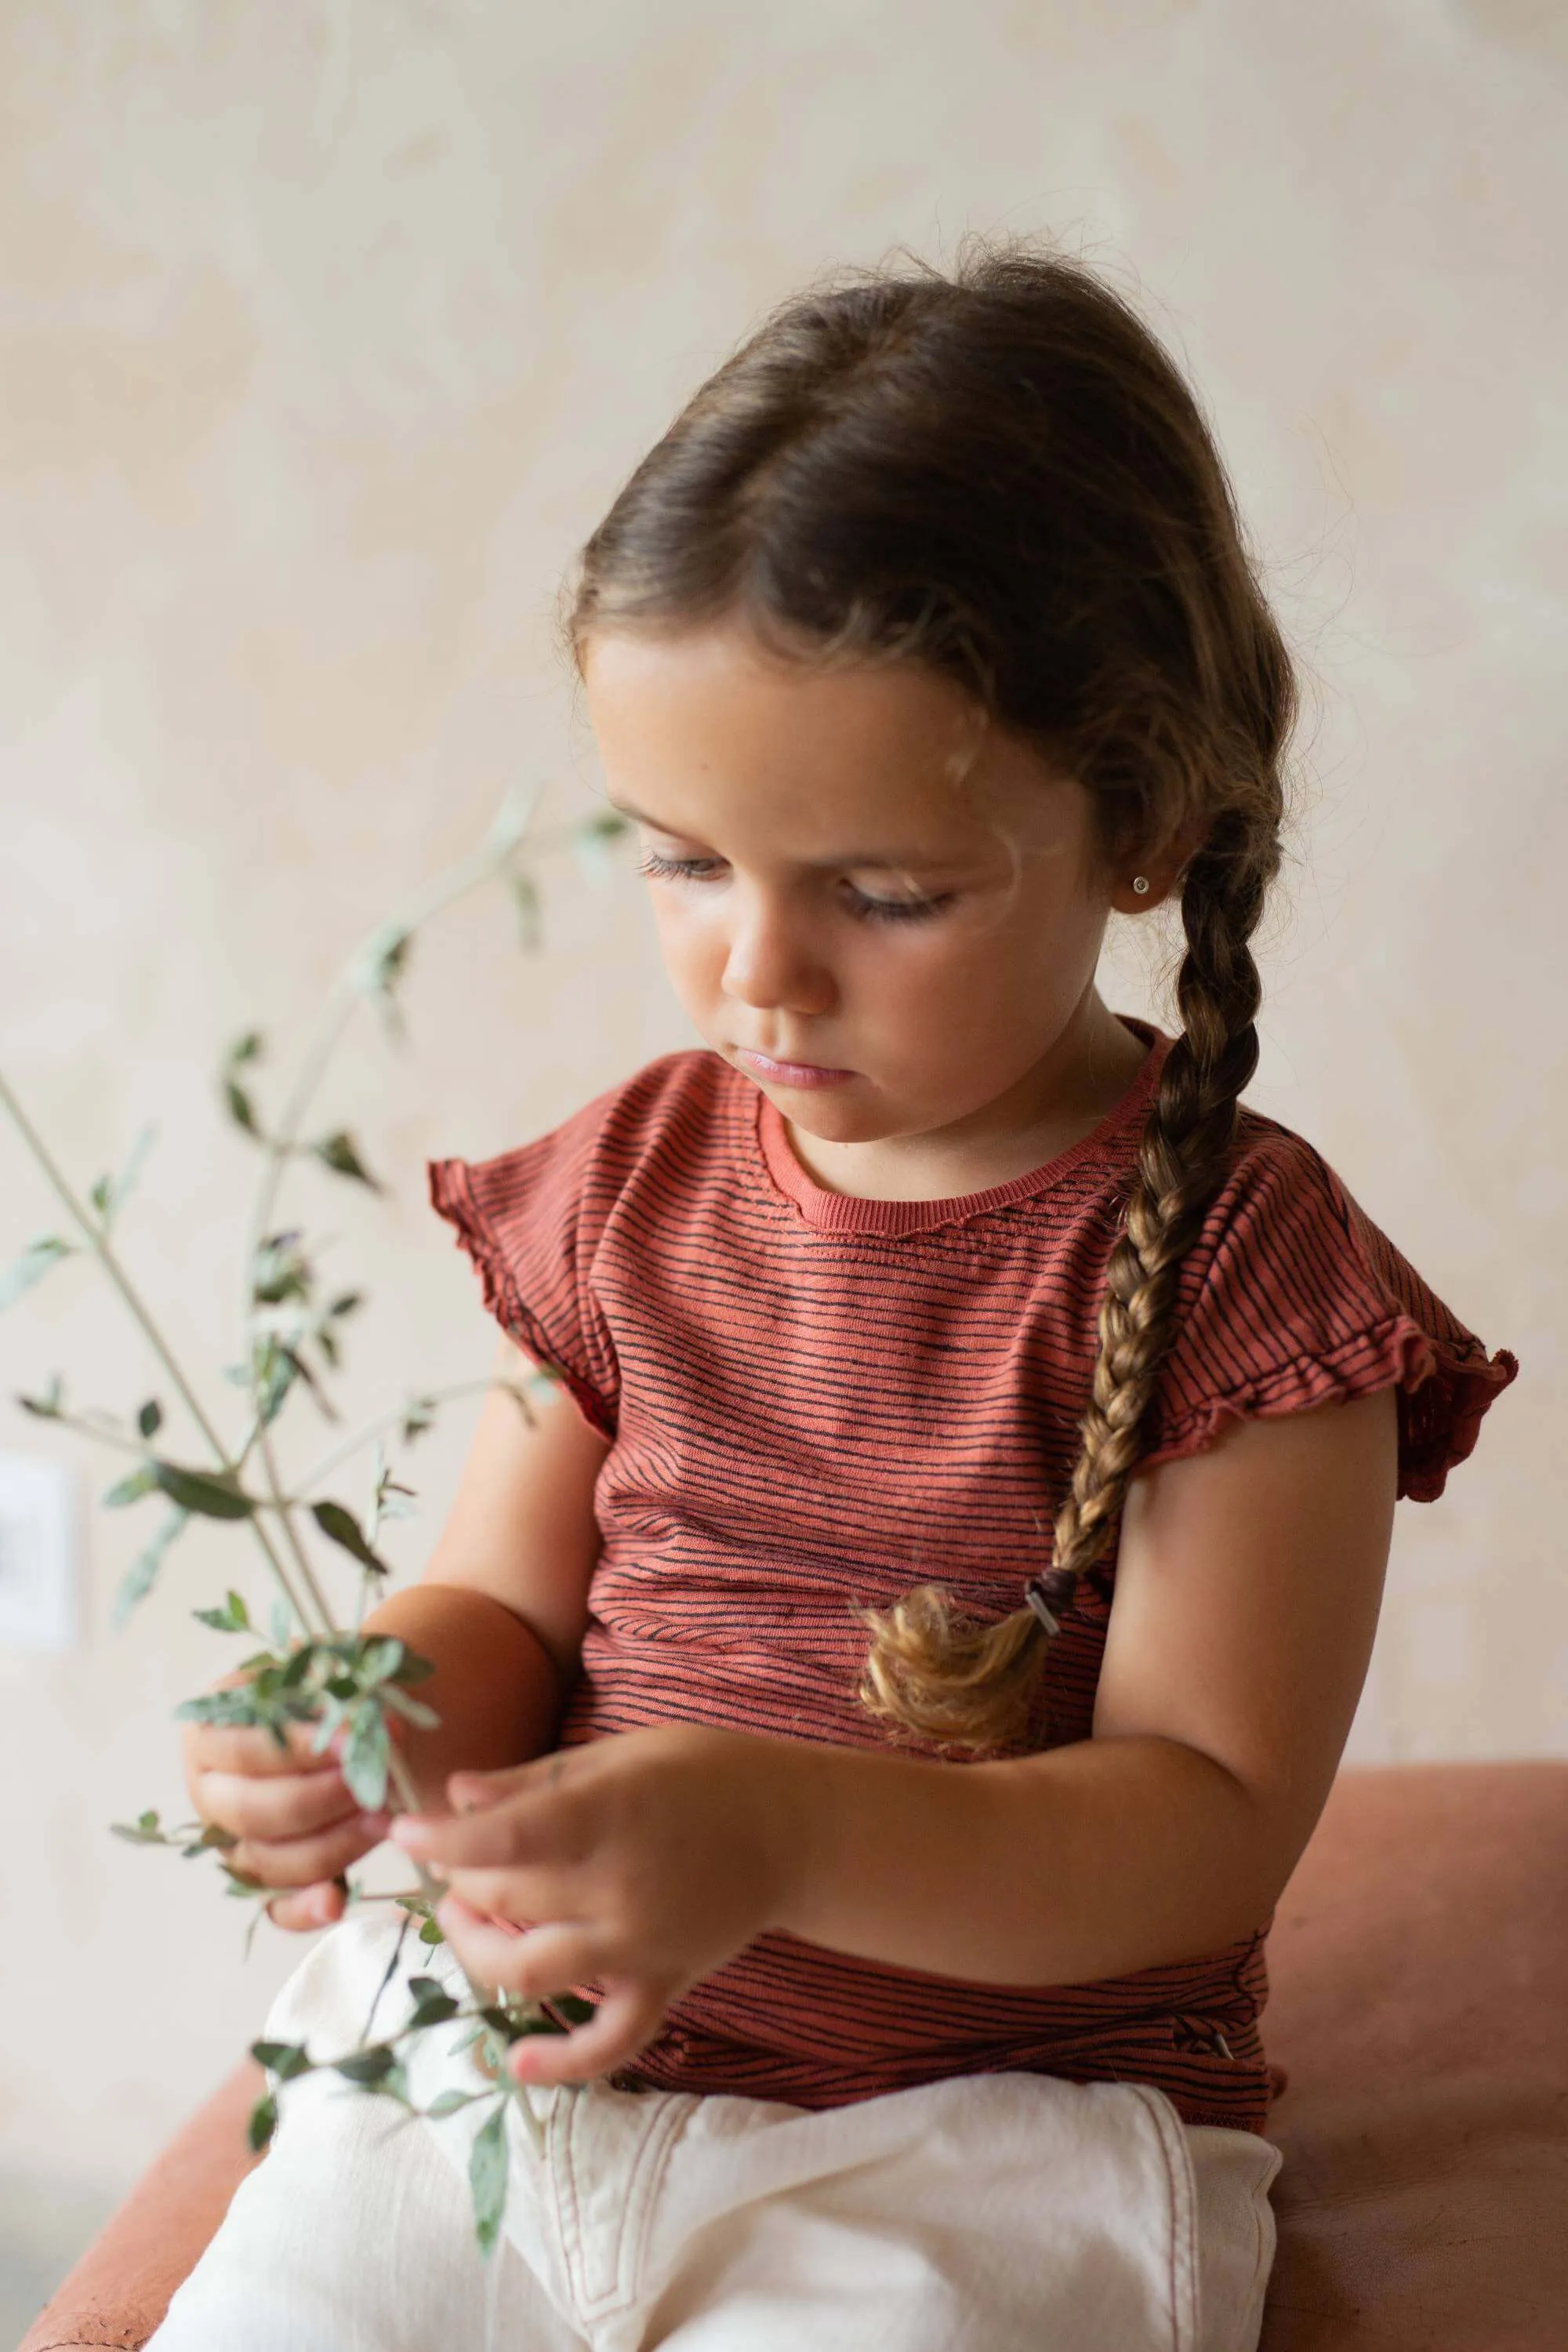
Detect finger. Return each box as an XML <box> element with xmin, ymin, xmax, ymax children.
<box><xmin>446</xmin><ymin>1751</ymin><xmax>570</xmax><ymax>1813</ymax></box>
<box><xmin>230</xmin><ymin>1814</ymin><xmax>390</xmax><ymax>1889</ymax></box>
<box><xmin>393</xmin><ymin>1798</ymin><xmax>561</xmax><ymax>1873</ymax></box>
<box><xmin>510</xmin><ymin>1980</ymin><xmax>665</xmax><ymax>2088</ymax></box>
<box><xmin>444</xmin><ymin>1913</ymin><xmax>597</xmax><ymax>2005</ymax></box>
<box><xmin>194</xmin><ymin>1769</ymin><xmax>358</xmax><ymax>1844</ymax></box>
<box><xmin>266</xmin><ymin>1879</ymin><xmax>348</xmax><ymax>1934</ymax></box>
<box><xmin>186</xmin><ymin>1722</ymin><xmax>339</xmax><ymax>1778</ymax></box>
<box><xmin>434</xmin><ymin>1893</ymin><xmax>557</xmax><ymax>1985</ymax></box>
<box><xmin>438</xmin><ymin>1860</ymin><xmax>574</xmax><ymax>1924</ymax></box>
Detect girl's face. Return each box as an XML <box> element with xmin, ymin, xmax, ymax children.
<box><xmin>583</xmin><ymin>625</ymin><xmax>1144</xmax><ymax>1178</ymax></box>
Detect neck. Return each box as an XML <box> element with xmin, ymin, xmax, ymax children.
<box><xmin>784</xmin><ymin>990</ymin><xmax>1152</xmax><ymax>1203</ymax></box>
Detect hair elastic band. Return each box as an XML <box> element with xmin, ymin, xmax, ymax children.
<box><xmin>1024</xmin><ymin>1578</ymin><xmax>1062</xmax><ymax>1636</ymax></box>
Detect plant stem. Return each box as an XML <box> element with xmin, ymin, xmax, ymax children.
<box><xmin>256</xmin><ymin>1419</ymin><xmax>337</xmax><ymax>1633</ymax></box>
<box><xmin>0</xmin><ymin>1066</ymin><xmax>322</xmax><ymax>1637</ymax></box>
<box><xmin>0</xmin><ymin>1068</ymin><xmax>234</xmax><ymax>1464</ymax></box>
<box><xmin>238</xmin><ymin>787</ymin><xmax>543</xmax><ymax>1338</ymax></box>
<box><xmin>295</xmin><ymin>1378</ymin><xmax>532</xmax><ymax>1495</ymax></box>
<box><xmin>380</xmin><ymin>1747</ymin><xmax>546</xmax><ymax>2154</ymax></box>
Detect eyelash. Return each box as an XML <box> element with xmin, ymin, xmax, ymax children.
<box><xmin>635</xmin><ymin>851</ymin><xmax>953</xmax><ymax>925</ymax></box>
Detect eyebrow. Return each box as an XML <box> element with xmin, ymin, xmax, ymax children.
<box><xmin>608</xmin><ymin>797</ymin><xmax>958</xmax><ymax>871</ymax></box>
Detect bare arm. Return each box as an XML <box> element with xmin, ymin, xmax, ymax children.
<box><xmin>186</xmin><ymin>1337</ymin><xmax>608</xmax><ymax>1923</ymax></box>
<box><xmin>770</xmin><ymin>1385</ymin><xmax>1398</xmax><ymax>1980</ymax></box>
<box><xmin>368</xmin><ymin>1341</ymin><xmax>611</xmax><ymax>1808</ymax></box>
<box><xmin>398</xmin><ymin>1384</ymin><xmax>1399</xmax><ymax>2086</ymax></box>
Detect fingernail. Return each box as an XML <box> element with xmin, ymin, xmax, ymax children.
<box><xmin>390</xmin><ymin>1817</ymin><xmax>422</xmax><ymax>1849</ymax></box>
<box><xmin>357</xmin><ymin>1813</ymin><xmax>392</xmax><ymax>1840</ymax></box>
<box><xmin>448</xmin><ymin>1775</ymin><xmax>502</xmax><ymax>1814</ymax></box>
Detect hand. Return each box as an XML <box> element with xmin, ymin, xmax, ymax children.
<box><xmin>392</xmin><ymin>1724</ymin><xmax>801</xmax><ymax>2085</ymax></box>
<box><xmin>183</xmin><ymin>1715</ymin><xmax>391</xmax><ymax>1933</ymax></box>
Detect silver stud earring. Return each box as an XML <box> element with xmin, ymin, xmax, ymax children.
<box><xmin>1131</xmin><ymin>875</ymin><xmax>1151</xmax><ymax>897</ymax></box>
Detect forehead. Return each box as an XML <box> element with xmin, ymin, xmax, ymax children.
<box><xmin>582</xmin><ymin>624</ymin><xmax>1069</xmax><ymax>858</ymax></box>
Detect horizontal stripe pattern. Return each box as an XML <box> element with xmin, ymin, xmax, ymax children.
<box><xmin>429</xmin><ymin>1036</ymin><xmax>1515</xmax><ymax>2132</ymax></box>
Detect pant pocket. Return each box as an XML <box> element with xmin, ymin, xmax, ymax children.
<box><xmin>1183</xmin><ymin>2124</ymin><xmax>1283</xmax><ymax>2352</ymax></box>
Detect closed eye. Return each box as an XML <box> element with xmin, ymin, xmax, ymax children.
<box><xmin>636</xmin><ymin>850</ymin><xmax>953</xmax><ymax>924</ymax></box>
<box><xmin>635</xmin><ymin>851</ymin><xmax>724</xmax><ymax>884</ymax></box>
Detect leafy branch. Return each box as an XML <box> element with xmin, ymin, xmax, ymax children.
<box><xmin>0</xmin><ymin>791</ymin><xmax>630</xmax><ymax>2238</ymax></box>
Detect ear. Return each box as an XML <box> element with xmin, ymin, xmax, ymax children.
<box><xmin>1107</xmin><ymin>827</ymin><xmax>1200</xmax><ymax>916</ymax></box>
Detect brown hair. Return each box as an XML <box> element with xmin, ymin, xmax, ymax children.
<box><xmin>569</xmin><ymin>243</ymin><xmax>1292</xmax><ymax>1751</ymax></box>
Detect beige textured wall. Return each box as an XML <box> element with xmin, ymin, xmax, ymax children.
<box><xmin>1</xmin><ymin>0</ymin><xmax>1563</xmax><ymax>2209</ymax></box>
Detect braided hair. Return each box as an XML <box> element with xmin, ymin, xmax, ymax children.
<box><xmin>570</xmin><ymin>242</ymin><xmax>1293</xmax><ymax>1752</ymax></box>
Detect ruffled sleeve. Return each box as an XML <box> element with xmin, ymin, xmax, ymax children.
<box><xmin>1142</xmin><ymin>1120</ymin><xmax>1516</xmax><ymax>1500</ymax></box>
<box><xmin>428</xmin><ymin>1092</ymin><xmax>622</xmax><ymax>1440</ymax></box>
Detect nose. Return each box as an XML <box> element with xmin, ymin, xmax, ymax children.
<box><xmin>721</xmin><ymin>887</ymin><xmax>836</xmax><ymax>1018</ymax></box>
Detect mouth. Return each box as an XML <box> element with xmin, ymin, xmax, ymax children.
<box><xmin>735</xmin><ymin>1047</ymin><xmax>856</xmax><ymax>1091</ymax></box>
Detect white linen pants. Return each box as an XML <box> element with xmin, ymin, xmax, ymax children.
<box><xmin>151</xmin><ymin>1910</ymin><xmax>1279</xmax><ymax>2352</ymax></box>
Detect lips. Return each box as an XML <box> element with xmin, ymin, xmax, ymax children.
<box><xmin>735</xmin><ymin>1047</ymin><xmax>855</xmax><ymax>1091</ymax></box>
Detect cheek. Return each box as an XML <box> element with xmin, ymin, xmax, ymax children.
<box><xmin>877</xmin><ymin>898</ymin><xmax>1100</xmax><ymax>1044</ymax></box>
<box><xmin>648</xmin><ymin>897</ymin><xmax>722</xmax><ymax>1005</ymax></box>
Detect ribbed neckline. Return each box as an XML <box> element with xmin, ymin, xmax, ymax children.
<box><xmin>751</xmin><ymin>1019</ymin><xmax>1168</xmax><ymax>1236</ymax></box>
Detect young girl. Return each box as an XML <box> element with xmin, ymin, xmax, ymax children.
<box><xmin>164</xmin><ymin>248</ymin><xmax>1513</xmax><ymax>2352</ymax></box>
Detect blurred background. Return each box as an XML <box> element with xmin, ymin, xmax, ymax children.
<box><xmin>1</xmin><ymin>0</ymin><xmax>1563</xmax><ymax>2330</ymax></box>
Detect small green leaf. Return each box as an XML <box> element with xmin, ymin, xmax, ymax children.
<box><xmin>575</xmin><ymin>808</ymin><xmax>630</xmax><ymax>888</ymax></box>
<box><xmin>151</xmin><ymin>1462</ymin><xmax>256</xmax><ymax>1520</ymax></box>
<box><xmin>251</xmin><ymin>1232</ymin><xmax>312</xmax><ymax>1307</ymax></box>
<box><xmin>340</xmin><ymin>1702</ymin><xmax>391</xmax><ymax>1810</ymax></box>
<box><xmin>137</xmin><ymin>1399</ymin><xmax>163</xmax><ymax>1439</ymax></box>
<box><xmin>16</xmin><ymin>1374</ymin><xmax>65</xmax><ymax>1418</ymax></box>
<box><xmin>103</xmin><ymin>1464</ymin><xmax>158</xmax><ymax>1509</ymax></box>
<box><xmin>90</xmin><ymin>1124</ymin><xmax>156</xmax><ymax>1230</ymax></box>
<box><xmin>356</xmin><ymin>1636</ymin><xmax>406</xmax><ymax>1687</ymax></box>
<box><xmin>110</xmin><ymin>1811</ymin><xmax>165</xmax><ymax>1846</ymax></box>
<box><xmin>194</xmin><ymin>1590</ymin><xmax>252</xmax><ymax>1635</ymax></box>
<box><xmin>0</xmin><ymin>1236</ymin><xmax>74</xmax><ymax>1311</ymax></box>
<box><xmin>111</xmin><ymin>1508</ymin><xmax>190</xmax><ymax>1629</ymax></box>
<box><xmin>469</xmin><ymin>2101</ymin><xmax>510</xmax><ymax>2256</ymax></box>
<box><xmin>310</xmin><ymin>1499</ymin><xmax>390</xmax><ymax>1577</ymax></box>
<box><xmin>334</xmin><ymin>2043</ymin><xmax>397</xmax><ymax>2085</ymax></box>
<box><xmin>426</xmin><ymin>2088</ymin><xmax>485</xmax><ymax>2119</ymax></box>
<box><xmin>328</xmin><ymin>1290</ymin><xmax>363</xmax><ymax>1322</ymax></box>
<box><xmin>409</xmin><ymin>1989</ymin><xmax>459</xmax><ymax>2029</ymax></box>
<box><xmin>418</xmin><ymin>1915</ymin><xmax>445</xmax><ymax>1947</ymax></box>
<box><xmin>227</xmin><ymin>1031</ymin><xmax>265</xmax><ymax>1069</ymax></box>
<box><xmin>251</xmin><ymin>2039</ymin><xmax>313</xmax><ymax>2080</ymax></box>
<box><xmin>310</xmin><ymin>1131</ymin><xmax>383</xmax><ymax>1192</ymax></box>
<box><xmin>510</xmin><ymin>871</ymin><xmax>543</xmax><ymax>951</ymax></box>
<box><xmin>175</xmin><ymin>1687</ymin><xmax>267</xmax><ymax>1729</ymax></box>
<box><xmin>224</xmin><ymin>1080</ymin><xmax>261</xmax><ymax>1138</ymax></box>
<box><xmin>247</xmin><ymin>2092</ymin><xmax>278</xmax><ymax>2152</ymax></box>
<box><xmin>550</xmin><ymin>1993</ymin><xmax>597</xmax><ymax>2028</ymax></box>
<box><xmin>361</xmin><ymin>924</ymin><xmax>412</xmax><ymax>991</ymax></box>
<box><xmin>400</xmin><ymin>1395</ymin><xmax>437</xmax><ymax>1443</ymax></box>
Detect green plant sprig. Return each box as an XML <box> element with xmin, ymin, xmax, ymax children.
<box><xmin>0</xmin><ymin>793</ymin><xmax>632</xmax><ymax>2227</ymax></box>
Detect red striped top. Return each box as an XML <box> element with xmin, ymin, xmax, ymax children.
<box><xmin>429</xmin><ymin>1029</ymin><xmax>1515</xmax><ymax>2131</ymax></box>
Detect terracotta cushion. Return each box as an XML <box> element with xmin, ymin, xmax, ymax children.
<box><xmin>21</xmin><ymin>1762</ymin><xmax>1568</xmax><ymax>2351</ymax></box>
<box><xmin>20</xmin><ymin>2060</ymin><xmax>263</xmax><ymax>2352</ymax></box>
<box><xmin>1260</xmin><ymin>1761</ymin><xmax>1568</xmax><ymax>2350</ymax></box>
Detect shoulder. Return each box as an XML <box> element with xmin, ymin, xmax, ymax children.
<box><xmin>1147</xmin><ymin>1108</ymin><xmax>1515</xmax><ymax>1501</ymax></box>
<box><xmin>430</xmin><ymin>1050</ymin><xmax>744</xmax><ymax>1236</ymax></box>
